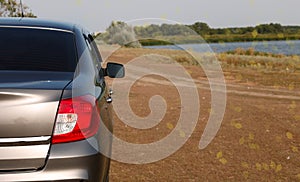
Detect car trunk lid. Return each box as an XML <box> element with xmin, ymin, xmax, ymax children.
<box><xmin>0</xmin><ymin>71</ymin><xmax>72</xmax><ymax>171</ymax></box>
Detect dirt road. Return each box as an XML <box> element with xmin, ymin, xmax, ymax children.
<box><xmin>104</xmin><ymin>48</ymin><xmax>300</xmax><ymax>181</ymax></box>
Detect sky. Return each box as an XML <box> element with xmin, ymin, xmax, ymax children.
<box><xmin>23</xmin><ymin>0</ymin><xmax>300</xmax><ymax>32</ymax></box>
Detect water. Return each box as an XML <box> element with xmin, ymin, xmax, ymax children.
<box><xmin>145</xmin><ymin>40</ymin><xmax>300</xmax><ymax>55</ymax></box>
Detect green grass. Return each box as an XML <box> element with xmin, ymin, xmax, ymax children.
<box><xmin>203</xmin><ymin>33</ymin><xmax>300</xmax><ymax>43</ymax></box>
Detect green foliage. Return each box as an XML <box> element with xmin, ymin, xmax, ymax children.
<box><xmin>190</xmin><ymin>22</ymin><xmax>288</xmax><ymax>35</ymax></box>
<box><xmin>202</xmin><ymin>33</ymin><xmax>300</xmax><ymax>43</ymax></box>
<box><xmin>188</xmin><ymin>22</ymin><xmax>210</xmax><ymax>35</ymax></box>
<box><xmin>138</xmin><ymin>39</ymin><xmax>174</xmax><ymax>46</ymax></box>
<box><xmin>0</xmin><ymin>0</ymin><xmax>36</xmax><ymax>17</ymax></box>
<box><xmin>255</xmin><ymin>23</ymin><xmax>283</xmax><ymax>34</ymax></box>
<box><xmin>133</xmin><ymin>22</ymin><xmax>300</xmax><ymax>45</ymax></box>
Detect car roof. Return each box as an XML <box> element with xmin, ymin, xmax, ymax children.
<box><xmin>0</xmin><ymin>17</ymin><xmax>77</xmax><ymax>32</ymax></box>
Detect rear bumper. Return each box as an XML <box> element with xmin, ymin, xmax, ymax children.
<box><xmin>0</xmin><ymin>137</ymin><xmax>110</xmax><ymax>182</ymax></box>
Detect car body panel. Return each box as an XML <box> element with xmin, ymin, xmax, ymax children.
<box><xmin>0</xmin><ymin>72</ymin><xmax>71</xmax><ymax>171</ymax></box>
<box><xmin>0</xmin><ymin>17</ymin><xmax>113</xmax><ymax>181</ymax></box>
<box><xmin>0</xmin><ymin>138</ymin><xmax>106</xmax><ymax>181</ymax></box>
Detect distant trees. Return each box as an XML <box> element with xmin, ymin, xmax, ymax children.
<box><xmin>99</xmin><ymin>21</ymin><xmax>300</xmax><ymax>45</ymax></box>
<box><xmin>133</xmin><ymin>21</ymin><xmax>300</xmax><ymax>38</ymax></box>
<box><xmin>255</xmin><ymin>23</ymin><xmax>283</xmax><ymax>34</ymax></box>
<box><xmin>0</xmin><ymin>0</ymin><xmax>36</xmax><ymax>17</ymax></box>
<box><xmin>188</xmin><ymin>22</ymin><xmax>210</xmax><ymax>35</ymax></box>
<box><xmin>188</xmin><ymin>22</ymin><xmax>287</xmax><ymax>35</ymax></box>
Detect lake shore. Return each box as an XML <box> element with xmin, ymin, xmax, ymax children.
<box><xmin>139</xmin><ymin>34</ymin><xmax>300</xmax><ymax>46</ymax></box>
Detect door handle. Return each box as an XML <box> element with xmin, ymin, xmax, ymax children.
<box><xmin>106</xmin><ymin>96</ymin><xmax>113</xmax><ymax>103</ymax></box>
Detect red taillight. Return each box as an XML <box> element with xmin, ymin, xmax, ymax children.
<box><xmin>52</xmin><ymin>95</ymin><xmax>100</xmax><ymax>144</ymax></box>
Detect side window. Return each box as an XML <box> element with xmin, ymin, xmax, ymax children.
<box><xmin>84</xmin><ymin>34</ymin><xmax>103</xmax><ymax>65</ymax></box>
<box><xmin>88</xmin><ymin>34</ymin><xmax>103</xmax><ymax>63</ymax></box>
<box><xmin>85</xmin><ymin>38</ymin><xmax>92</xmax><ymax>51</ymax></box>
<box><xmin>83</xmin><ymin>34</ymin><xmax>105</xmax><ymax>82</ymax></box>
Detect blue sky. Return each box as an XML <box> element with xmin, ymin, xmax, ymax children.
<box><xmin>24</xmin><ymin>0</ymin><xmax>300</xmax><ymax>32</ymax></box>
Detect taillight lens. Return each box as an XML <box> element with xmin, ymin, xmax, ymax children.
<box><xmin>52</xmin><ymin>95</ymin><xmax>100</xmax><ymax>144</ymax></box>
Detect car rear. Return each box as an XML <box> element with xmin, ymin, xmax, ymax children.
<box><xmin>0</xmin><ymin>18</ymin><xmax>110</xmax><ymax>181</ymax></box>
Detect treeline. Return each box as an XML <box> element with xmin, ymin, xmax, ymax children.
<box><xmin>187</xmin><ymin>22</ymin><xmax>300</xmax><ymax>35</ymax></box>
<box><xmin>134</xmin><ymin>22</ymin><xmax>300</xmax><ymax>45</ymax></box>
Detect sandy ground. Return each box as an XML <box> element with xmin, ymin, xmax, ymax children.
<box><xmin>102</xmin><ymin>48</ymin><xmax>300</xmax><ymax>181</ymax></box>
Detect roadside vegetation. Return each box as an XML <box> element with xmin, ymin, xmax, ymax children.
<box><xmin>219</xmin><ymin>48</ymin><xmax>300</xmax><ymax>71</ymax></box>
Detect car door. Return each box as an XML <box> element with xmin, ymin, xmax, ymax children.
<box><xmin>84</xmin><ymin>33</ymin><xmax>113</xmax><ymax>178</ymax></box>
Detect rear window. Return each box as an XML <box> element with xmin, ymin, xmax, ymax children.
<box><xmin>0</xmin><ymin>27</ymin><xmax>77</xmax><ymax>72</ymax></box>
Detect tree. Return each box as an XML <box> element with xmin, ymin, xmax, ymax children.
<box><xmin>190</xmin><ymin>22</ymin><xmax>211</xmax><ymax>35</ymax></box>
<box><xmin>255</xmin><ymin>23</ymin><xmax>283</xmax><ymax>34</ymax></box>
<box><xmin>101</xmin><ymin>21</ymin><xmax>141</xmax><ymax>48</ymax></box>
<box><xmin>0</xmin><ymin>0</ymin><xmax>36</xmax><ymax>17</ymax></box>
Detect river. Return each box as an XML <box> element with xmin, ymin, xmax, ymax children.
<box><xmin>145</xmin><ymin>40</ymin><xmax>300</xmax><ymax>55</ymax></box>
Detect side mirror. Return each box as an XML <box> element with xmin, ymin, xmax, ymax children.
<box><xmin>105</xmin><ymin>62</ymin><xmax>125</xmax><ymax>78</ymax></box>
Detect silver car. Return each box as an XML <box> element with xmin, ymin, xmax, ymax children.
<box><xmin>0</xmin><ymin>18</ymin><xmax>124</xmax><ymax>181</ymax></box>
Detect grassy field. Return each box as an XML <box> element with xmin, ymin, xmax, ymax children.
<box><xmin>99</xmin><ymin>46</ymin><xmax>300</xmax><ymax>181</ymax></box>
